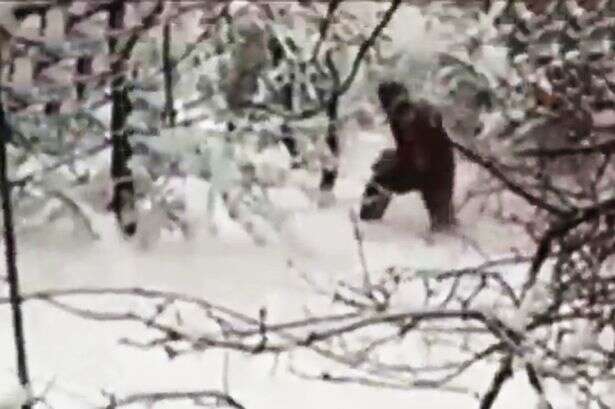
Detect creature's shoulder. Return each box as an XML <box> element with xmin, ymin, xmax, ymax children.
<box><xmin>413</xmin><ymin>101</ymin><xmax>443</xmax><ymax>129</ymax></box>
<box><xmin>391</xmin><ymin>100</ymin><xmax>442</xmax><ymax>130</ymax></box>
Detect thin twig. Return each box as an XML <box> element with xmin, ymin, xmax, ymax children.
<box><xmin>349</xmin><ymin>209</ymin><xmax>371</xmax><ymax>291</ymax></box>
<box><xmin>311</xmin><ymin>0</ymin><xmax>343</xmax><ymax>62</ymax></box>
<box><xmin>338</xmin><ymin>0</ymin><xmax>401</xmax><ymax>96</ymax></box>
<box><xmin>452</xmin><ymin>141</ymin><xmax>567</xmax><ymax>217</ymax></box>
<box><xmin>100</xmin><ymin>389</ymin><xmax>245</xmax><ymax>409</ymax></box>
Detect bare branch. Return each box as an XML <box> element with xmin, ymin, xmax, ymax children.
<box><xmin>478</xmin><ymin>356</ymin><xmax>513</xmax><ymax>409</ymax></box>
<box><xmin>100</xmin><ymin>389</ymin><xmax>245</xmax><ymax>409</ymax></box>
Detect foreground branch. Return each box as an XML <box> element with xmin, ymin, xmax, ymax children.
<box><xmin>0</xmin><ymin>55</ymin><xmax>31</xmax><ymax>409</ymax></box>
<box><xmin>101</xmin><ymin>389</ymin><xmax>245</xmax><ymax>409</ymax></box>
<box><xmin>452</xmin><ymin>141</ymin><xmax>567</xmax><ymax>217</ymax></box>
<box><xmin>338</xmin><ymin>0</ymin><xmax>401</xmax><ymax>95</ymax></box>
<box><xmin>479</xmin><ymin>356</ymin><xmax>512</xmax><ymax>409</ymax></box>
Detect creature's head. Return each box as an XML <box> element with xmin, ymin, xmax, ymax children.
<box><xmin>377</xmin><ymin>82</ymin><xmax>409</xmax><ymax>116</ymax></box>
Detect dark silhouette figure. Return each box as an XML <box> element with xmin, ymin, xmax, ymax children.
<box><xmin>359</xmin><ymin>82</ymin><xmax>456</xmax><ymax>231</ymax></box>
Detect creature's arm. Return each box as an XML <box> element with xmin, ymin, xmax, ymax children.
<box><xmin>371</xmin><ymin>148</ymin><xmax>397</xmax><ymax>174</ymax></box>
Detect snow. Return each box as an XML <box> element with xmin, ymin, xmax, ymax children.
<box><xmin>44</xmin><ymin>7</ymin><xmax>65</xmax><ymax>43</ymax></box>
<box><xmin>0</xmin><ymin>124</ymin><xmax>540</xmax><ymax>409</ymax></box>
<box><xmin>12</xmin><ymin>58</ymin><xmax>33</xmax><ymax>87</ymax></box>
<box><xmin>0</xmin><ymin>3</ymin><xmax>561</xmax><ymax>407</ymax></box>
<box><xmin>0</xmin><ymin>3</ymin><xmax>19</xmax><ymax>38</ymax></box>
<box><xmin>0</xmin><ymin>380</ymin><xmax>27</xmax><ymax>409</ymax></box>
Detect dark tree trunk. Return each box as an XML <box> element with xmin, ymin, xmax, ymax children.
<box><xmin>75</xmin><ymin>56</ymin><xmax>92</xmax><ymax>101</ymax></box>
<box><xmin>0</xmin><ymin>64</ymin><xmax>31</xmax><ymax>409</ymax></box>
<box><xmin>37</xmin><ymin>6</ymin><xmax>61</xmax><ymax>116</ymax></box>
<box><xmin>162</xmin><ymin>23</ymin><xmax>176</xmax><ymax>128</ymax></box>
<box><xmin>67</xmin><ymin>3</ymin><xmax>93</xmax><ymax>101</ymax></box>
<box><xmin>319</xmin><ymin>92</ymin><xmax>339</xmax><ymax>192</ymax></box>
<box><xmin>268</xmin><ymin>36</ymin><xmax>302</xmax><ymax>167</ymax></box>
<box><xmin>108</xmin><ymin>1</ymin><xmax>136</xmax><ymax>236</ymax></box>
<box><xmin>33</xmin><ymin>7</ymin><xmax>50</xmax><ymax>97</ymax></box>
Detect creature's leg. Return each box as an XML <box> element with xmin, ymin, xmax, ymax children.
<box><xmin>360</xmin><ymin>149</ymin><xmax>422</xmax><ymax>221</ymax></box>
<box><xmin>359</xmin><ymin>179</ymin><xmax>393</xmax><ymax>220</ymax></box>
<box><xmin>421</xmin><ymin>185</ymin><xmax>456</xmax><ymax>231</ymax></box>
<box><xmin>359</xmin><ymin>149</ymin><xmax>398</xmax><ymax>220</ymax></box>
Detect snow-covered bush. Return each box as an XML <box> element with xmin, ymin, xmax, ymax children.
<box><xmin>123</xmin><ymin>1</ymin><xmax>402</xmax><ymax>245</ymax></box>
<box><xmin>429</xmin><ymin>0</ymin><xmax>615</xmax><ymax>208</ymax></box>
<box><xmin>0</xmin><ymin>0</ymin><xmax>401</xmax><ymax>246</ymax></box>
<box><xmin>389</xmin><ymin>1</ymin><xmax>615</xmax><ymax>405</ymax></box>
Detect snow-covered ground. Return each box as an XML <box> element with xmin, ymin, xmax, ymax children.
<box><xmin>0</xmin><ymin>122</ymin><xmax>544</xmax><ymax>409</ymax></box>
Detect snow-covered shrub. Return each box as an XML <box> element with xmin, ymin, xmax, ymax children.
<box><xmin>429</xmin><ymin>0</ymin><xmax>615</xmax><ymax>208</ymax></box>
<box><xmin>390</xmin><ymin>1</ymin><xmax>615</xmax><ymax>404</ymax></box>
<box><xmin>124</xmin><ymin>1</ymin><xmax>400</xmax><ymax>245</ymax></box>
<box><xmin>0</xmin><ymin>0</ymin><xmax>402</xmax><ymax>246</ymax></box>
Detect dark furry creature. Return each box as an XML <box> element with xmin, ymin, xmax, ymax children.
<box><xmin>359</xmin><ymin>81</ymin><xmax>456</xmax><ymax>231</ymax></box>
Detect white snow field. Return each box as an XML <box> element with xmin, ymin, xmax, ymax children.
<box><xmin>0</xmin><ymin>122</ymin><xmax>547</xmax><ymax>409</ymax></box>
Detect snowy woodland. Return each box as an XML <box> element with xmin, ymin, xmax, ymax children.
<box><xmin>1</xmin><ymin>0</ymin><xmax>615</xmax><ymax>408</ymax></box>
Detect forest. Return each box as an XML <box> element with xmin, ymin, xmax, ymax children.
<box><xmin>1</xmin><ymin>1</ymin><xmax>615</xmax><ymax>408</ymax></box>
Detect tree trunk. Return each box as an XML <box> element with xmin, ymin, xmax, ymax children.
<box><xmin>0</xmin><ymin>57</ymin><xmax>32</xmax><ymax>409</ymax></box>
<box><xmin>75</xmin><ymin>56</ymin><xmax>92</xmax><ymax>101</ymax></box>
<box><xmin>319</xmin><ymin>92</ymin><xmax>339</xmax><ymax>192</ymax></box>
<box><xmin>108</xmin><ymin>1</ymin><xmax>137</xmax><ymax>236</ymax></box>
<box><xmin>162</xmin><ymin>23</ymin><xmax>176</xmax><ymax>128</ymax></box>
